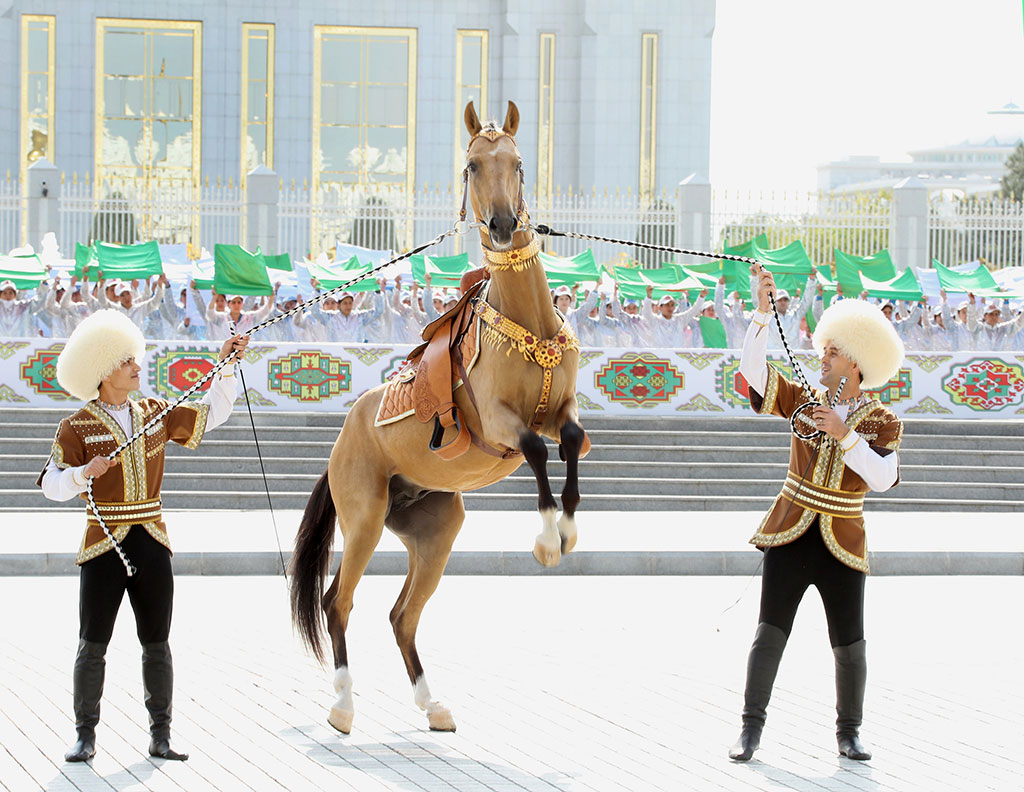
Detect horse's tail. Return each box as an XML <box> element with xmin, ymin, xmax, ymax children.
<box><xmin>290</xmin><ymin>469</ymin><xmax>337</xmax><ymax>664</ymax></box>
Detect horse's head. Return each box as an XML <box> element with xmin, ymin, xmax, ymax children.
<box><xmin>464</xmin><ymin>100</ymin><xmax>524</xmax><ymax>251</ymax></box>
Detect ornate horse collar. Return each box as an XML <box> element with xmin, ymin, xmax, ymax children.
<box><xmin>471</xmin><ymin>294</ymin><xmax>579</xmax><ymax>430</ymax></box>
<box><xmin>481</xmin><ymin>236</ymin><xmax>541</xmax><ymax>271</ymax></box>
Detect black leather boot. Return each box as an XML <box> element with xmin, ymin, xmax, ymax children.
<box><xmin>142</xmin><ymin>642</ymin><xmax>189</xmax><ymax>761</ymax></box>
<box><xmin>729</xmin><ymin>623</ymin><xmax>788</xmax><ymax>761</ymax></box>
<box><xmin>65</xmin><ymin>640</ymin><xmax>107</xmax><ymax>762</ymax></box>
<box><xmin>834</xmin><ymin>639</ymin><xmax>872</xmax><ymax>760</ymax></box>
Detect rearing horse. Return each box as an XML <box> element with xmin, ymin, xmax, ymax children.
<box><xmin>290</xmin><ymin>101</ymin><xmax>587</xmax><ymax>733</ymax></box>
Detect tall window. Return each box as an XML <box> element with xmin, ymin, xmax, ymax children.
<box><xmin>455</xmin><ymin>29</ymin><xmax>488</xmax><ymax>188</ymax></box>
<box><xmin>21</xmin><ymin>15</ymin><xmax>55</xmax><ymax>182</ymax></box>
<box><xmin>639</xmin><ymin>33</ymin><xmax>658</xmax><ymax>202</ymax></box>
<box><xmin>313</xmin><ymin>25</ymin><xmax>417</xmax><ymax>192</ymax></box>
<box><xmin>95</xmin><ymin>19</ymin><xmax>202</xmax><ymax>190</ymax></box>
<box><xmin>537</xmin><ymin>33</ymin><xmax>556</xmax><ymax>204</ymax></box>
<box><xmin>241</xmin><ymin>23</ymin><xmax>275</xmax><ymax>184</ymax></box>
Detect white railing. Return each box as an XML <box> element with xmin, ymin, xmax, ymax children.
<box><xmin>0</xmin><ymin>176</ymin><xmax>21</xmax><ymax>253</ymax></box>
<box><xmin>930</xmin><ymin>197</ymin><xmax>1024</xmax><ymax>268</ymax></box>
<box><xmin>278</xmin><ymin>182</ymin><xmax>677</xmax><ymax>266</ymax></box>
<box><xmin>712</xmin><ymin>189</ymin><xmax>892</xmax><ymax>265</ymax></box>
<box><xmin>58</xmin><ymin>176</ymin><xmax>243</xmax><ymax>254</ymax></box>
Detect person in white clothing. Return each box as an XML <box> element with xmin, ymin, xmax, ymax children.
<box><xmin>644</xmin><ymin>286</ymin><xmax>705</xmax><ymax>347</ymax></box>
<box><xmin>312</xmin><ymin>278</ymin><xmax>387</xmax><ymax>343</ymax></box>
<box><xmin>205</xmin><ymin>284</ymin><xmax>278</xmax><ymax>339</ymax></box>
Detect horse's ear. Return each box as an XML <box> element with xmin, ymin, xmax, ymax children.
<box><xmin>464</xmin><ymin>101</ymin><xmax>482</xmax><ymax>138</ymax></box>
<box><xmin>502</xmin><ymin>101</ymin><xmax>520</xmax><ymax>137</ymax></box>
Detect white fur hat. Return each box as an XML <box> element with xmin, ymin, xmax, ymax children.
<box><xmin>812</xmin><ymin>299</ymin><xmax>904</xmax><ymax>390</ymax></box>
<box><xmin>56</xmin><ymin>309</ymin><xmax>145</xmax><ymax>401</ymax></box>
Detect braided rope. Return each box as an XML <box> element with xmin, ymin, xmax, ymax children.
<box><xmin>86</xmin><ymin>225</ymin><xmax>460</xmax><ymax>575</ymax></box>
<box><xmin>531</xmin><ymin>223</ymin><xmax>819</xmax><ymax>398</ymax></box>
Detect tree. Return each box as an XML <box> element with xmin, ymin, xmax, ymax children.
<box><xmin>1000</xmin><ymin>142</ymin><xmax>1024</xmax><ymax>201</ymax></box>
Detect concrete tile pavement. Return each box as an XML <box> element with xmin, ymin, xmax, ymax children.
<box><xmin>3</xmin><ymin>510</ymin><xmax>1024</xmax><ymax>576</ymax></box>
<box><xmin>1</xmin><ymin>575</ymin><xmax>1021</xmax><ymax>791</ymax></box>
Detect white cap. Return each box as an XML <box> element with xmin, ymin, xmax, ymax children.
<box><xmin>624</xmin><ymin>298</ymin><xmax>639</xmax><ymax>307</ymax></box>
<box><xmin>0</xmin><ymin>279</ymin><xmax>16</xmax><ymax>291</ymax></box>
<box><xmin>954</xmin><ymin>299</ymin><xmax>969</xmax><ymax>311</ymax></box>
<box><xmin>879</xmin><ymin>300</ymin><xmax>895</xmax><ymax>310</ymax></box>
<box><xmin>657</xmin><ymin>294</ymin><xmax>676</xmax><ymax>305</ymax></box>
<box><xmin>112</xmin><ymin>282</ymin><xmax>130</xmax><ymax>297</ymax></box>
<box><xmin>338</xmin><ymin>291</ymin><xmax>354</xmax><ymax>301</ymax></box>
<box><xmin>931</xmin><ymin>305</ymin><xmax>943</xmax><ymax>316</ymax></box>
<box><xmin>775</xmin><ymin>289</ymin><xmax>791</xmax><ymax>301</ymax></box>
<box><xmin>984</xmin><ymin>302</ymin><xmax>1001</xmax><ymax>314</ymax></box>
<box><xmin>553</xmin><ymin>285</ymin><xmax>572</xmax><ymax>297</ymax></box>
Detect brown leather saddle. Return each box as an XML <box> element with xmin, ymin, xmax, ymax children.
<box><xmin>402</xmin><ymin>277</ymin><xmax>488</xmax><ymax>460</ymax></box>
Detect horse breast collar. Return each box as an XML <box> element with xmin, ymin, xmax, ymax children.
<box><xmin>471</xmin><ymin>296</ymin><xmax>580</xmax><ymax>430</ymax></box>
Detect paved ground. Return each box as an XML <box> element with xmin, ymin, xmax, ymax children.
<box><xmin>4</xmin><ymin>510</ymin><xmax>1024</xmax><ymax>575</ymax></box>
<box><xmin>2</xmin><ymin>575</ymin><xmax>1022</xmax><ymax>791</ymax></box>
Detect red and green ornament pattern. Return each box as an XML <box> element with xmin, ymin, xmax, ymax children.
<box><xmin>594</xmin><ymin>353</ymin><xmax>684</xmax><ymax>407</ymax></box>
<box><xmin>942</xmin><ymin>358</ymin><xmax>1024</xmax><ymax>412</ymax></box>
<box><xmin>20</xmin><ymin>344</ymin><xmax>72</xmax><ymax>399</ymax></box>
<box><xmin>148</xmin><ymin>347</ymin><xmax>219</xmax><ymax>399</ymax></box>
<box><xmin>269</xmin><ymin>350</ymin><xmax>351</xmax><ymax>402</ymax></box>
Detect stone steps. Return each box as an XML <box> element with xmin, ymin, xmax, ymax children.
<box><xmin>3</xmin><ymin>408</ymin><xmax>1021</xmax><ymax>512</ymax></box>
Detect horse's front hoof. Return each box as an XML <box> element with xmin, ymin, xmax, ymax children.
<box><xmin>533</xmin><ymin>536</ymin><xmax>562</xmax><ymax>567</ymax></box>
<box><xmin>427</xmin><ymin>704</ymin><xmax>457</xmax><ymax>732</ymax></box>
<box><xmin>328</xmin><ymin>706</ymin><xmax>354</xmax><ymax>734</ymax></box>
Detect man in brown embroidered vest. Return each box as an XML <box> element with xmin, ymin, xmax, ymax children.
<box><xmin>38</xmin><ymin>309</ymin><xmax>248</xmax><ymax>763</ymax></box>
<box><xmin>728</xmin><ymin>267</ymin><xmax>905</xmax><ymax>763</ymax></box>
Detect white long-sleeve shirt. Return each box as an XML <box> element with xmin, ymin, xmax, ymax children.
<box><xmin>40</xmin><ymin>367</ymin><xmax>238</xmax><ymax>501</ymax></box>
<box><xmin>740</xmin><ymin>309</ymin><xmax>898</xmax><ymax>492</ymax></box>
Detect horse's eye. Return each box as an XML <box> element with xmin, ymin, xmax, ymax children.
<box><xmin>467</xmin><ymin>162</ymin><xmax>477</xmax><ymax>173</ymax></box>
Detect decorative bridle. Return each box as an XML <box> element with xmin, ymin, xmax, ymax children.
<box><xmin>458</xmin><ymin>125</ymin><xmax>532</xmax><ymax>263</ymax></box>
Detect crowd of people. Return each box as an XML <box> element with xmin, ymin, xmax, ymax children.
<box><xmin>2</xmin><ymin>269</ymin><xmax>1022</xmax><ymax>352</ymax></box>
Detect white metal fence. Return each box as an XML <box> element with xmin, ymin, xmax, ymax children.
<box><xmin>3</xmin><ymin>174</ymin><xmax>1022</xmax><ymax>273</ymax></box>
<box><xmin>929</xmin><ymin>198</ymin><xmax>1024</xmax><ymax>268</ymax></box>
<box><xmin>711</xmin><ymin>189</ymin><xmax>892</xmax><ymax>264</ymax></box>
<box><xmin>0</xmin><ymin>176</ymin><xmax>21</xmax><ymax>253</ymax></box>
<box><xmin>57</xmin><ymin>176</ymin><xmax>242</xmax><ymax>255</ymax></box>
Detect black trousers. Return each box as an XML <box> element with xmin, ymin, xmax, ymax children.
<box><xmin>79</xmin><ymin>526</ymin><xmax>174</xmax><ymax>645</ymax></box>
<box><xmin>758</xmin><ymin>521</ymin><xmax>865</xmax><ymax>648</ymax></box>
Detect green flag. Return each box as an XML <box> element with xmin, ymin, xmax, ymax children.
<box><xmin>698</xmin><ymin>315</ymin><xmax>728</xmax><ymax>348</ymax></box>
<box><xmin>539</xmin><ymin>249</ymin><xmax>601</xmax><ymax>287</ymax></box>
<box><xmin>85</xmin><ymin>240</ymin><xmax>163</xmax><ymax>279</ymax></box>
<box><xmin>265</xmin><ymin>253</ymin><xmax>292</xmax><ymax>272</ymax></box>
<box><xmin>306</xmin><ymin>255</ymin><xmax>377</xmax><ymax>291</ymax></box>
<box><xmin>834</xmin><ymin>249</ymin><xmax>896</xmax><ymax>296</ymax></box>
<box><xmin>410</xmin><ymin>252</ymin><xmax>472</xmax><ymax>287</ymax></box>
<box><xmin>860</xmin><ymin>269</ymin><xmax>924</xmax><ymax>302</ymax></box>
<box><xmin>191</xmin><ymin>255</ymin><xmax>215</xmax><ymax>291</ymax></box>
<box><xmin>932</xmin><ymin>260</ymin><xmax>1001</xmax><ymax>296</ymax></box>
<box><xmin>611</xmin><ymin>264</ymin><xmax>703</xmax><ymax>300</ymax></box>
<box><xmin>0</xmin><ymin>254</ymin><xmax>46</xmax><ymax>289</ymax></box>
<box><xmin>213</xmin><ymin>244</ymin><xmax>273</xmax><ymax>296</ymax></box>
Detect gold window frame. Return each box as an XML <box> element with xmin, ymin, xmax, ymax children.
<box><xmin>312</xmin><ymin>24</ymin><xmax>418</xmax><ymax>194</ymax></box>
<box><xmin>639</xmin><ymin>32</ymin><xmax>658</xmax><ymax>202</ymax></box>
<box><xmin>94</xmin><ymin>17</ymin><xmax>203</xmax><ymax>192</ymax></box>
<box><xmin>241</xmin><ymin>23</ymin><xmax>275</xmax><ymax>186</ymax></box>
<box><xmin>537</xmin><ymin>33</ymin><xmax>556</xmax><ymax>204</ymax></box>
<box><xmin>20</xmin><ymin>14</ymin><xmax>56</xmax><ymax>185</ymax></box>
<box><xmin>454</xmin><ymin>29</ymin><xmax>488</xmax><ymax>189</ymax></box>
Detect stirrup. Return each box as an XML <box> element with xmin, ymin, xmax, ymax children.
<box><xmin>428</xmin><ymin>410</ymin><xmax>471</xmax><ymax>460</ymax></box>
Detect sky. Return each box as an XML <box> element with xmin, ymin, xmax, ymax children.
<box><xmin>709</xmin><ymin>0</ymin><xmax>1024</xmax><ymax>192</ymax></box>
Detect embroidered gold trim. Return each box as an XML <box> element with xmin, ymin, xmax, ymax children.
<box><xmin>759</xmin><ymin>365</ymin><xmax>780</xmax><ymax>415</ymax></box>
<box><xmin>474</xmin><ymin>300</ymin><xmax>579</xmax><ymax>368</ymax></box>
<box><xmin>50</xmin><ymin>419</ymin><xmax>69</xmax><ymax>469</ymax></box>
<box><xmin>819</xmin><ymin>515</ymin><xmax>869</xmax><ymax>574</ymax></box>
<box><xmin>84</xmin><ymin>401</ymin><xmax>134</xmax><ymax>500</ymax></box>
<box><xmin>84</xmin><ymin>434</ymin><xmax>115</xmax><ymax>444</ymax></box>
<box><xmin>76</xmin><ymin>521</ymin><xmax>171</xmax><ymax>565</ymax></box>
<box><xmin>182</xmin><ymin>403</ymin><xmax>210</xmax><ymax>450</ymax></box>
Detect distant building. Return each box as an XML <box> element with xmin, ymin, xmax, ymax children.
<box><xmin>3</xmin><ymin>0</ymin><xmax>716</xmax><ymax>200</ymax></box>
<box><xmin>817</xmin><ymin>103</ymin><xmax>1024</xmax><ymax>196</ymax></box>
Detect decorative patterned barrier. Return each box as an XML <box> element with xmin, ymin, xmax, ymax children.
<box><xmin>1</xmin><ymin>338</ymin><xmax>1021</xmax><ymax>419</ymax></box>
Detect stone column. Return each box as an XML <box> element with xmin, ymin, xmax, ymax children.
<box><xmin>675</xmin><ymin>173</ymin><xmax>712</xmax><ymax>266</ymax></box>
<box><xmin>26</xmin><ymin>158</ymin><xmax>60</xmax><ymax>250</ymax></box>
<box><xmin>246</xmin><ymin>165</ymin><xmax>279</xmax><ymax>253</ymax></box>
<box><xmin>891</xmin><ymin>176</ymin><xmax>928</xmax><ymax>271</ymax></box>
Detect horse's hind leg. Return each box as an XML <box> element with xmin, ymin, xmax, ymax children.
<box><xmin>387</xmin><ymin>491</ymin><xmax>465</xmax><ymax>731</ymax></box>
<box><xmin>556</xmin><ymin>419</ymin><xmax>585</xmax><ymax>554</ymax></box>
<box><xmin>520</xmin><ymin>429</ymin><xmax>562</xmax><ymax>567</ymax></box>
<box><xmin>322</xmin><ymin>485</ymin><xmax>387</xmax><ymax>734</ymax></box>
